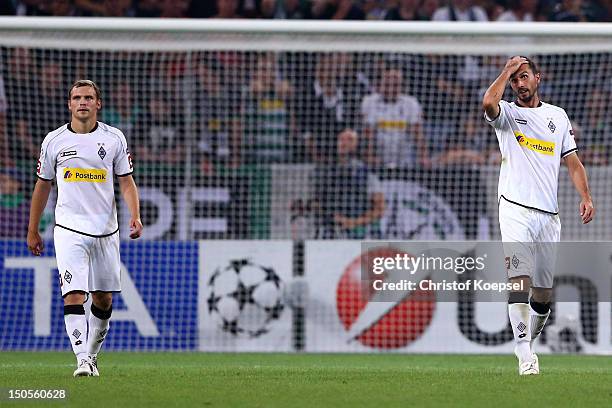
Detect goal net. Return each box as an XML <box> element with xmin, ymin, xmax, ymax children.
<box><xmin>0</xmin><ymin>18</ymin><xmax>610</xmax><ymax>353</ymax></box>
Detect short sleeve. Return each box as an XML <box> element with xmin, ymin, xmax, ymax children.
<box><xmin>484</xmin><ymin>100</ymin><xmax>508</xmax><ymax>129</ymax></box>
<box><xmin>407</xmin><ymin>97</ymin><xmax>423</xmax><ymax>125</ymax></box>
<box><xmin>561</xmin><ymin>118</ymin><xmax>578</xmax><ymax>159</ymax></box>
<box><xmin>367</xmin><ymin>172</ymin><xmax>383</xmax><ymax>195</ymax></box>
<box><xmin>361</xmin><ymin>95</ymin><xmax>376</xmax><ymax>127</ymax></box>
<box><xmin>37</xmin><ymin>135</ymin><xmax>56</xmax><ymax>180</ymax></box>
<box><xmin>114</xmin><ymin>129</ymin><xmax>133</xmax><ymax>176</ymax></box>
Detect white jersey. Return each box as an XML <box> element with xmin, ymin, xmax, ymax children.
<box><xmin>37</xmin><ymin>121</ymin><xmax>133</xmax><ymax>236</ymax></box>
<box><xmin>485</xmin><ymin>100</ymin><xmax>577</xmax><ymax>214</ymax></box>
<box><xmin>361</xmin><ymin>93</ymin><xmax>423</xmax><ymax>168</ymax></box>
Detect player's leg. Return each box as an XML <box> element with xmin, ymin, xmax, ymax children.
<box><xmin>86</xmin><ymin>232</ymin><xmax>121</xmax><ymax>376</ymax></box>
<box><xmin>87</xmin><ymin>291</ymin><xmax>112</xmax><ymax>377</ymax></box>
<box><xmin>530</xmin><ymin>215</ymin><xmax>560</xmax><ymax>356</ymax></box>
<box><xmin>54</xmin><ymin>227</ymin><xmax>93</xmax><ymax>377</ymax></box>
<box><xmin>499</xmin><ymin>199</ymin><xmax>538</xmax><ymax>374</ymax></box>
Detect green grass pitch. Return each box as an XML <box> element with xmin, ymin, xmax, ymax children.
<box><xmin>0</xmin><ymin>352</ymin><xmax>610</xmax><ymax>407</ymax></box>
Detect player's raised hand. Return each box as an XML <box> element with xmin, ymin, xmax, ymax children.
<box><xmin>27</xmin><ymin>230</ymin><xmax>44</xmax><ymax>256</ymax></box>
<box><xmin>503</xmin><ymin>56</ymin><xmax>529</xmax><ymax>76</ymax></box>
<box><xmin>579</xmin><ymin>199</ymin><xmax>594</xmax><ymax>224</ymax></box>
<box><xmin>129</xmin><ymin>218</ymin><xmax>143</xmax><ymax>239</ymax></box>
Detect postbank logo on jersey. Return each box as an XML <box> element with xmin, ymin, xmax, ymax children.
<box><xmin>63</xmin><ymin>168</ymin><xmax>107</xmax><ymax>183</ymax></box>
<box><xmin>513</xmin><ymin>131</ymin><xmax>555</xmax><ymax>156</ymax></box>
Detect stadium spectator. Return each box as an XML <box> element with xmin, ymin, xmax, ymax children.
<box><xmin>194</xmin><ymin>56</ymin><xmax>239</xmax><ymax>172</ymax></box>
<box><xmin>435</xmin><ymin>110</ymin><xmax>497</xmax><ymax>166</ymax></box>
<box><xmin>385</xmin><ymin>0</ymin><xmax>427</xmax><ymax>20</ymax></box>
<box><xmin>361</xmin><ymin>66</ymin><xmax>429</xmax><ymax>169</ymax></box>
<box><xmin>548</xmin><ymin>0</ymin><xmax>592</xmax><ymax>21</ymax></box>
<box><xmin>0</xmin><ymin>170</ymin><xmax>30</xmax><ymax>238</ymax></box>
<box><xmin>213</xmin><ymin>0</ymin><xmax>243</xmax><ymax>18</ymax></box>
<box><xmin>134</xmin><ymin>93</ymin><xmax>185</xmax><ymax>166</ymax></box>
<box><xmin>311</xmin><ymin>0</ymin><xmax>366</xmax><ymax>19</ymax></box>
<box><xmin>432</xmin><ymin>0</ymin><xmax>488</xmax><ymax>20</ymax></box>
<box><xmin>298</xmin><ymin>53</ymin><xmax>351</xmax><ymax>164</ymax></box>
<box><xmin>312</xmin><ymin>129</ymin><xmax>385</xmax><ymax>239</ymax></box>
<box><xmin>135</xmin><ymin>0</ymin><xmax>162</xmax><ymax>17</ymax></box>
<box><xmin>159</xmin><ymin>0</ymin><xmax>191</xmax><ymax>17</ymax></box>
<box><xmin>419</xmin><ymin>0</ymin><xmax>440</xmax><ymax>19</ymax></box>
<box><xmin>101</xmin><ymin>80</ymin><xmax>141</xmax><ymax>146</ymax></box>
<box><xmin>576</xmin><ymin>89</ymin><xmax>611</xmax><ymax>165</ymax></box>
<box><xmin>496</xmin><ymin>0</ymin><xmax>537</xmax><ymax>21</ymax></box>
<box><xmin>363</xmin><ymin>0</ymin><xmax>388</xmax><ymax>19</ymax></box>
<box><xmin>0</xmin><ymin>74</ymin><xmax>9</xmax><ymax>167</ymax></box>
<box><xmin>260</xmin><ymin>0</ymin><xmax>311</xmax><ymax>18</ymax></box>
<box><xmin>8</xmin><ymin>58</ymin><xmax>67</xmax><ymax>161</ymax></box>
<box><xmin>238</xmin><ymin>53</ymin><xmax>296</xmax><ymax>164</ymax></box>
<box><xmin>74</xmin><ymin>0</ymin><xmax>135</xmax><ymax>16</ymax></box>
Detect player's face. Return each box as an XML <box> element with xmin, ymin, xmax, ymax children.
<box><xmin>68</xmin><ymin>86</ymin><xmax>101</xmax><ymax>121</ymax></box>
<box><xmin>509</xmin><ymin>64</ymin><xmax>540</xmax><ymax>104</ymax></box>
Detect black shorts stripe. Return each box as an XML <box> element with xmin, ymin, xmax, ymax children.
<box><xmin>499</xmin><ymin>195</ymin><xmax>558</xmax><ymax>215</ymax></box>
<box><xmin>56</xmin><ymin>224</ymin><xmax>119</xmax><ymax>238</ymax></box>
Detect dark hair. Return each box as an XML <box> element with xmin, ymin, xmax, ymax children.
<box><xmin>68</xmin><ymin>79</ymin><xmax>102</xmax><ymax>100</ymax></box>
<box><xmin>520</xmin><ymin>56</ymin><xmax>540</xmax><ymax>75</ymax></box>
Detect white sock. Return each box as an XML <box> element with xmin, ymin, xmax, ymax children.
<box><xmin>87</xmin><ymin>304</ymin><xmax>111</xmax><ymax>356</ymax></box>
<box><xmin>530</xmin><ymin>307</ymin><xmax>550</xmax><ymax>353</ymax></box>
<box><xmin>508</xmin><ymin>303</ymin><xmax>532</xmax><ymax>362</ymax></box>
<box><xmin>64</xmin><ymin>305</ymin><xmax>88</xmax><ymax>363</ymax></box>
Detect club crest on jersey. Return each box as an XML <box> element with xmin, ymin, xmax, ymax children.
<box><xmin>98</xmin><ymin>145</ymin><xmax>106</xmax><ymax>160</ymax></box>
<box><xmin>548</xmin><ymin>119</ymin><xmax>556</xmax><ymax>133</ymax></box>
<box><xmin>63</xmin><ymin>168</ymin><xmax>107</xmax><ymax>183</ymax></box>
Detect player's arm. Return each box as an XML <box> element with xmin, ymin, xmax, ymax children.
<box><xmin>27</xmin><ymin>178</ymin><xmax>52</xmax><ymax>256</ymax></box>
<box><xmin>334</xmin><ymin>192</ymin><xmax>385</xmax><ymax>230</ymax></box>
<box><xmin>564</xmin><ymin>153</ymin><xmax>594</xmax><ymax>224</ymax></box>
<box><xmin>482</xmin><ymin>56</ymin><xmax>529</xmax><ymax>120</ymax></box>
<box><xmin>118</xmin><ymin>175</ymin><xmax>143</xmax><ymax>239</ymax></box>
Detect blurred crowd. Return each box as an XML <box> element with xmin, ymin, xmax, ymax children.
<box><xmin>0</xmin><ymin>0</ymin><xmax>610</xmax><ymax>22</ymax></box>
<box><xmin>0</xmin><ymin>20</ymin><xmax>611</xmax><ymax>238</ymax></box>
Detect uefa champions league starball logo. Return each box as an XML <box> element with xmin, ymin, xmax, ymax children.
<box><xmin>207</xmin><ymin>259</ymin><xmax>285</xmax><ymax>338</ymax></box>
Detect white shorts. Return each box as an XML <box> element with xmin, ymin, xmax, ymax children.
<box><xmin>54</xmin><ymin>226</ymin><xmax>121</xmax><ymax>296</ymax></box>
<box><xmin>498</xmin><ymin>197</ymin><xmax>561</xmax><ymax>288</ymax></box>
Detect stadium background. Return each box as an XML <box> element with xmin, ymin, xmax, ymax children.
<box><xmin>0</xmin><ymin>2</ymin><xmax>611</xmax><ymax>358</ymax></box>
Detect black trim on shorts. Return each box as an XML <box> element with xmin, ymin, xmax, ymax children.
<box><xmin>116</xmin><ymin>171</ymin><xmax>133</xmax><ymax>177</ymax></box>
<box><xmin>499</xmin><ymin>195</ymin><xmax>558</xmax><ymax>215</ymax></box>
<box><xmin>62</xmin><ymin>290</ymin><xmax>88</xmax><ymax>300</ymax></box>
<box><xmin>37</xmin><ymin>175</ymin><xmax>53</xmax><ymax>181</ymax></box>
<box><xmin>56</xmin><ymin>224</ymin><xmax>119</xmax><ymax>238</ymax></box>
<box><xmin>561</xmin><ymin>147</ymin><xmax>578</xmax><ymax>158</ymax></box>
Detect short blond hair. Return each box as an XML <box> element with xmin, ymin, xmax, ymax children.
<box><xmin>68</xmin><ymin>79</ymin><xmax>102</xmax><ymax>100</ymax></box>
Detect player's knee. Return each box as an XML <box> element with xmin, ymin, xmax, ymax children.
<box><xmin>529</xmin><ymin>298</ymin><xmax>551</xmax><ymax>314</ymax></box>
<box><xmin>91</xmin><ymin>292</ymin><xmax>112</xmax><ymax>311</ymax></box>
<box><xmin>508</xmin><ymin>291</ymin><xmax>529</xmax><ymax>304</ymax></box>
<box><xmin>63</xmin><ymin>291</ymin><xmax>86</xmax><ymax>305</ymax></box>
<box><xmin>531</xmin><ymin>288</ymin><xmax>552</xmax><ymax>304</ymax></box>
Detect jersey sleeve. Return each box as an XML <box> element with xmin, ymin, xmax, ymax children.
<box><xmin>361</xmin><ymin>95</ymin><xmax>376</xmax><ymax>127</ymax></box>
<box><xmin>36</xmin><ymin>134</ymin><xmax>56</xmax><ymax>180</ymax></box>
<box><xmin>114</xmin><ymin>129</ymin><xmax>133</xmax><ymax>176</ymax></box>
<box><xmin>484</xmin><ymin>100</ymin><xmax>509</xmax><ymax>130</ymax></box>
<box><xmin>561</xmin><ymin>116</ymin><xmax>578</xmax><ymax>159</ymax></box>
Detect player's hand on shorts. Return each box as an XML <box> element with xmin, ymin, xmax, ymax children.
<box><xmin>129</xmin><ymin>218</ymin><xmax>143</xmax><ymax>239</ymax></box>
<box><xmin>503</xmin><ymin>56</ymin><xmax>529</xmax><ymax>75</ymax></box>
<box><xmin>27</xmin><ymin>230</ymin><xmax>44</xmax><ymax>256</ymax></box>
<box><xmin>579</xmin><ymin>199</ymin><xmax>594</xmax><ymax>224</ymax></box>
